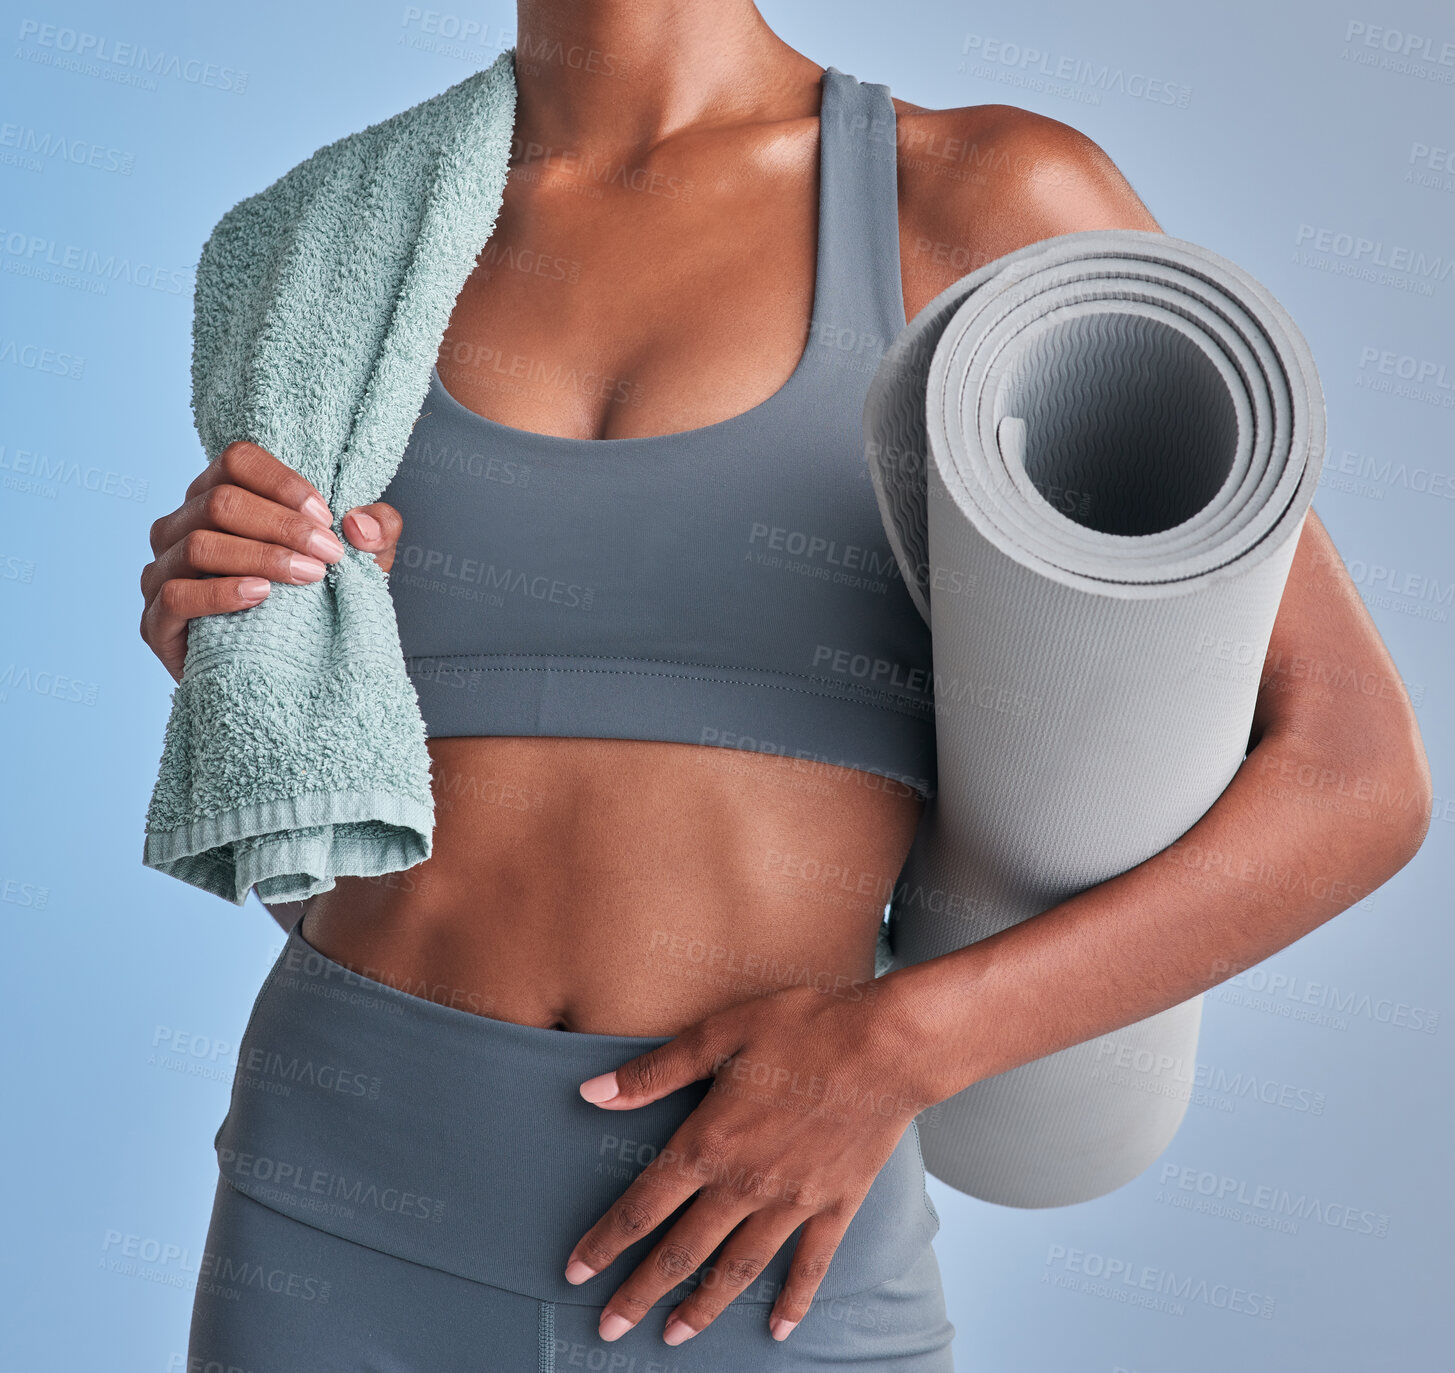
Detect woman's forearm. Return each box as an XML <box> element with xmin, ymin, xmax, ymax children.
<box><xmin>878</xmin><ymin>718</ymin><xmax>1432</xmax><ymax>1106</ymax></box>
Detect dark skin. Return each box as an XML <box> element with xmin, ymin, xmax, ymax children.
<box><xmin>140</xmin><ymin>2</ymin><xmax>1431</xmax><ymax>1351</ymax></box>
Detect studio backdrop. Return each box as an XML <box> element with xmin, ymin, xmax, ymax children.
<box><xmin>2</xmin><ymin>2</ymin><xmax>1450</xmax><ymax>1370</ymax></box>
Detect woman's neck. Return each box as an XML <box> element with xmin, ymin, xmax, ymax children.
<box><xmin>511</xmin><ymin>0</ymin><xmax>819</xmax><ymax>160</ymax></box>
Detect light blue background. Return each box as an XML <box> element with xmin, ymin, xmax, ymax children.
<box><xmin>2</xmin><ymin>1</ymin><xmax>1451</xmax><ymax>1369</ymax></box>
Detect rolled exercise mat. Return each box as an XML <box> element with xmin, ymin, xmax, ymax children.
<box><xmin>864</xmin><ymin>229</ymin><xmax>1325</xmax><ymax>1208</ymax></box>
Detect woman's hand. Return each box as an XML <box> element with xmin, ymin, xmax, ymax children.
<box><xmin>565</xmin><ymin>979</ymin><xmax>938</xmax><ymax>1346</ymax></box>
<box><xmin>140</xmin><ymin>440</ymin><xmax>403</xmax><ymax>682</ymax></box>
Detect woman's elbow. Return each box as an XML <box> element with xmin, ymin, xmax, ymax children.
<box><xmin>1343</xmin><ymin>692</ymin><xmax>1433</xmax><ymax>878</ymax></box>
<box><xmin>1266</xmin><ymin>682</ymin><xmax>1433</xmax><ymax>886</ymax></box>
<box><xmin>1386</xmin><ymin>710</ymin><xmax>1434</xmax><ymax>872</ymax></box>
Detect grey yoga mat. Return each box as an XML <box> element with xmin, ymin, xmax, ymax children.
<box><xmin>865</xmin><ymin>229</ymin><xmax>1326</xmax><ymax>1208</ymax></box>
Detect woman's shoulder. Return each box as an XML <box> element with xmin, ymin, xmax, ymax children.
<box><xmin>889</xmin><ymin>95</ymin><xmax>1162</xmax><ymax>312</ymax></box>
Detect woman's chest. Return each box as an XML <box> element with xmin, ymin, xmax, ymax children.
<box><xmin>436</xmin><ymin>138</ymin><xmax>825</xmax><ymax>442</ymax></box>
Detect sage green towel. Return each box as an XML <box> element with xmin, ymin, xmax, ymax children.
<box><xmin>142</xmin><ymin>52</ymin><xmax>518</xmax><ymax>904</ymax></box>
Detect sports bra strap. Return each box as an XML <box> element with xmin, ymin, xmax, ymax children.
<box><xmin>816</xmin><ymin>67</ymin><xmax>908</xmax><ymax>348</ymax></box>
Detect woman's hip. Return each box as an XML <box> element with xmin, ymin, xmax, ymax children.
<box><xmin>196</xmin><ymin>919</ymin><xmax>952</xmax><ymax>1365</ymax></box>
<box><xmin>190</xmin><ymin>1174</ymin><xmax>954</xmax><ymax>1371</ymax></box>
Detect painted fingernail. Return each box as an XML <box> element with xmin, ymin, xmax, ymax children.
<box><xmin>301</xmin><ymin>495</ymin><xmax>333</xmax><ymax>528</ymax></box>
<box><xmin>564</xmin><ymin>1259</ymin><xmax>597</xmax><ymax>1285</ymax></box>
<box><xmin>349</xmin><ymin>510</ymin><xmax>380</xmax><ymax>542</ymax></box>
<box><xmin>288</xmin><ymin>554</ymin><xmax>327</xmax><ymax>583</ymax></box>
<box><xmin>238</xmin><ymin>577</ymin><xmax>270</xmax><ymax>601</ymax></box>
<box><xmin>599</xmin><ymin>1312</ymin><xmax>634</xmax><ymax>1342</ymax></box>
<box><xmin>663</xmin><ymin>1317</ymin><xmax>697</xmax><ymax>1346</ymax></box>
<box><xmin>579</xmin><ymin>1072</ymin><xmax>619</xmax><ymax>1104</ymax></box>
<box><xmin>307</xmin><ymin>527</ymin><xmax>344</xmax><ymax>561</ymax></box>
<box><xmin>771</xmin><ymin>1317</ymin><xmax>798</xmax><ymax>1342</ymax></box>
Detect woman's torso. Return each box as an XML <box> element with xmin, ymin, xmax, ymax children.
<box><xmin>302</xmin><ymin>63</ymin><xmax>1032</xmax><ymax>1034</ymax></box>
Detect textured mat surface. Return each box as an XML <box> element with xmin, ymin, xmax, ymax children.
<box><xmin>865</xmin><ymin>229</ymin><xmax>1325</xmax><ymax>1207</ymax></box>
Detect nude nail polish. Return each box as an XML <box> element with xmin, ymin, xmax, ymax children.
<box><xmin>289</xmin><ymin>554</ymin><xmax>327</xmax><ymax>582</ymax></box>
<box><xmin>579</xmin><ymin>1072</ymin><xmax>619</xmax><ymax>1103</ymax></box>
<box><xmin>307</xmin><ymin>527</ymin><xmax>344</xmax><ymax>561</ymax></box>
<box><xmin>663</xmin><ymin>1317</ymin><xmax>696</xmax><ymax>1346</ymax></box>
<box><xmin>771</xmin><ymin>1316</ymin><xmax>798</xmax><ymax>1341</ymax></box>
<box><xmin>599</xmin><ymin>1312</ymin><xmax>634</xmax><ymax>1341</ymax></box>
<box><xmin>564</xmin><ymin>1259</ymin><xmax>597</xmax><ymax>1285</ymax></box>
<box><xmin>301</xmin><ymin>495</ymin><xmax>333</xmax><ymax>527</ymax></box>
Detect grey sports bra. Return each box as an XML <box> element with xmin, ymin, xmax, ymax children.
<box><xmin>380</xmin><ymin>67</ymin><xmax>936</xmax><ymax>797</ymax></box>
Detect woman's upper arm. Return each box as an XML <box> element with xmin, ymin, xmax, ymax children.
<box><xmin>892</xmin><ymin>103</ymin><xmax>1430</xmax><ymax>852</ymax></box>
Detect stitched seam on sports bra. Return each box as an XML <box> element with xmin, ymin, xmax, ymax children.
<box><xmin>403</xmin><ymin>653</ymin><xmax>935</xmax><ymax>719</ymax></box>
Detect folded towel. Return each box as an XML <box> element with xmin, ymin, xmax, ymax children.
<box><xmin>142</xmin><ymin>51</ymin><xmax>518</xmax><ymax>904</ymax></box>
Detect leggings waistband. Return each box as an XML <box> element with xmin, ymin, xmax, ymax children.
<box><xmin>213</xmin><ymin>920</ymin><xmax>939</xmax><ymax>1306</ymax></box>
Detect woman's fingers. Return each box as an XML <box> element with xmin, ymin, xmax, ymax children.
<box><xmin>140</xmin><ymin>440</ymin><xmax>344</xmax><ymax>682</ymax></box>
<box><xmin>657</xmin><ymin>1206</ymin><xmax>811</xmax><ymax>1345</ymax></box>
<box><xmin>342</xmin><ymin>501</ymin><xmax>404</xmax><ymax>573</ymax></box>
<box><xmin>592</xmin><ymin>1194</ymin><xmax>761</xmax><ymax>1343</ymax></box>
<box><xmin>579</xmin><ymin>1018</ymin><xmax>740</xmax><ymax>1111</ymax></box>
<box><xmin>764</xmin><ymin>1208</ymin><xmax>857</xmax><ymax>1341</ymax></box>
<box><xmin>138</xmin><ymin>572</ymin><xmax>272</xmax><ymax>682</ymax></box>
<box><xmin>565</xmin><ymin>989</ymin><xmax>911</xmax><ymax>1344</ymax></box>
<box><xmin>153</xmin><ymin>483</ymin><xmax>344</xmax><ymax>574</ymax></box>
<box><xmin>139</xmin><ymin>489</ymin><xmax>342</xmax><ymax>682</ymax></box>
<box><xmin>564</xmin><ymin>1121</ymin><xmax>722</xmax><ymax>1294</ymax></box>
<box><xmin>177</xmin><ymin>440</ymin><xmax>333</xmax><ymax>536</ymax></box>
<box><xmin>143</xmin><ymin>527</ymin><xmax>328</xmax><ymax>600</ymax></box>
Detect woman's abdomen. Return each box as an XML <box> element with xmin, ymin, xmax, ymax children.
<box><xmin>302</xmin><ymin>735</ymin><xmax>924</xmax><ymax>1035</ymax></box>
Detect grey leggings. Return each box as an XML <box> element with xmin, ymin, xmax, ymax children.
<box><xmin>187</xmin><ymin>922</ymin><xmax>956</xmax><ymax>1370</ymax></box>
